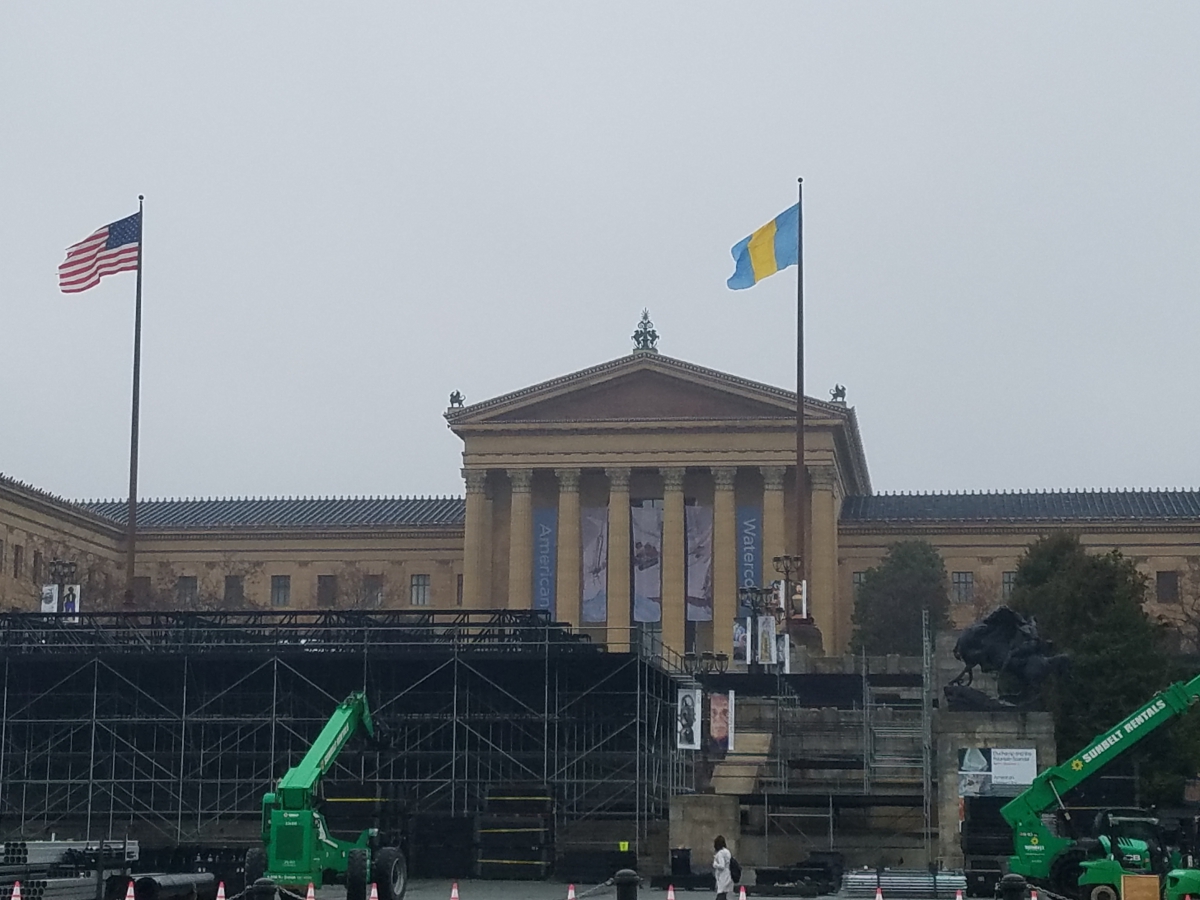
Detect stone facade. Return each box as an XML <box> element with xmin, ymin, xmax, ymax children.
<box><xmin>3</xmin><ymin>347</ymin><xmax>1200</xmax><ymax>654</ymax></box>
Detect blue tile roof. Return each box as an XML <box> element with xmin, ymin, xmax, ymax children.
<box><xmin>841</xmin><ymin>491</ymin><xmax>1200</xmax><ymax>523</ymax></box>
<box><xmin>80</xmin><ymin>496</ymin><xmax>466</xmax><ymax>529</ymax></box>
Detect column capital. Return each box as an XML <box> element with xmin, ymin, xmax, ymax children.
<box><xmin>508</xmin><ymin>468</ymin><xmax>534</xmax><ymax>493</ymax></box>
<box><xmin>810</xmin><ymin>465</ymin><xmax>838</xmax><ymax>491</ymax></box>
<box><xmin>661</xmin><ymin>467</ymin><xmax>686</xmax><ymax>492</ymax></box>
<box><xmin>712</xmin><ymin>467</ymin><xmax>737</xmax><ymax>490</ymax></box>
<box><xmin>463</xmin><ymin>468</ymin><xmax>489</xmax><ymax>494</ymax></box>
<box><xmin>605</xmin><ymin>467</ymin><xmax>632</xmax><ymax>491</ymax></box>
<box><xmin>762</xmin><ymin>466</ymin><xmax>787</xmax><ymax>491</ymax></box>
<box><xmin>554</xmin><ymin>468</ymin><xmax>581</xmax><ymax>492</ymax></box>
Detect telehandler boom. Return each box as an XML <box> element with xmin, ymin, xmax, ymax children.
<box><xmin>246</xmin><ymin>691</ymin><xmax>406</xmax><ymax>900</ymax></box>
<box><xmin>1001</xmin><ymin>673</ymin><xmax>1200</xmax><ymax>900</ymax></box>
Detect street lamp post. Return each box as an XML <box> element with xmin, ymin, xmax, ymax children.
<box><xmin>682</xmin><ymin>650</ymin><xmax>730</xmax><ymax>679</ymax></box>
<box><xmin>773</xmin><ymin>554</ymin><xmax>823</xmax><ymax>652</ymax></box>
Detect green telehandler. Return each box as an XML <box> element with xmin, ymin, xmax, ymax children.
<box><xmin>1001</xmin><ymin>673</ymin><xmax>1200</xmax><ymax>900</ymax></box>
<box><xmin>246</xmin><ymin>691</ymin><xmax>407</xmax><ymax>900</ymax></box>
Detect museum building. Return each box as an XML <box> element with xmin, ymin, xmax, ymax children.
<box><xmin>2</xmin><ymin>337</ymin><xmax>1200</xmax><ymax>657</ymax></box>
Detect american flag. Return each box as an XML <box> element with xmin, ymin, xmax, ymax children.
<box><xmin>58</xmin><ymin>212</ymin><xmax>141</xmax><ymax>293</ymax></box>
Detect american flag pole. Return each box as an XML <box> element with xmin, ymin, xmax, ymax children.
<box><xmin>124</xmin><ymin>195</ymin><xmax>144</xmax><ymax>605</ymax></box>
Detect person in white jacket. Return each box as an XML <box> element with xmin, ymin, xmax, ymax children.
<box><xmin>712</xmin><ymin>834</ymin><xmax>733</xmax><ymax>898</ymax></box>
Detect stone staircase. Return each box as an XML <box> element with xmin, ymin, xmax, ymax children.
<box><xmin>710</xmin><ymin>731</ymin><xmax>774</xmax><ymax>794</ymax></box>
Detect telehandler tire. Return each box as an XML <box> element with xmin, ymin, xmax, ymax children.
<box><xmin>372</xmin><ymin>846</ymin><xmax>407</xmax><ymax>900</ymax></box>
<box><xmin>244</xmin><ymin>848</ymin><xmax>266</xmax><ymax>885</ymax></box>
<box><xmin>1089</xmin><ymin>884</ymin><xmax>1119</xmax><ymax>900</ymax></box>
<box><xmin>347</xmin><ymin>848</ymin><xmax>369</xmax><ymax>900</ymax></box>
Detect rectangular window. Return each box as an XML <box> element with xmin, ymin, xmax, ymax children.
<box><xmin>456</xmin><ymin>574</ymin><xmax>464</xmax><ymax>607</ymax></box>
<box><xmin>362</xmin><ymin>574</ymin><xmax>383</xmax><ymax>608</ymax></box>
<box><xmin>13</xmin><ymin>545</ymin><xmax>23</xmax><ymax>579</ymax></box>
<box><xmin>271</xmin><ymin>575</ymin><xmax>291</xmax><ymax>608</ymax></box>
<box><xmin>132</xmin><ymin>576</ymin><xmax>152</xmax><ymax>604</ymax></box>
<box><xmin>317</xmin><ymin>575</ymin><xmax>338</xmax><ymax>607</ymax></box>
<box><xmin>852</xmin><ymin>571</ymin><xmax>867</xmax><ymax>597</ymax></box>
<box><xmin>1157</xmin><ymin>570</ymin><xmax>1181</xmax><ymax>604</ymax></box>
<box><xmin>952</xmin><ymin>571</ymin><xmax>975</xmax><ymax>604</ymax></box>
<box><xmin>410</xmin><ymin>574</ymin><xmax>430</xmax><ymax>607</ymax></box>
<box><xmin>176</xmin><ymin>576</ymin><xmax>198</xmax><ymax>606</ymax></box>
<box><xmin>32</xmin><ymin>550</ymin><xmax>43</xmax><ymax>584</ymax></box>
<box><xmin>224</xmin><ymin>575</ymin><xmax>244</xmax><ymax>606</ymax></box>
<box><xmin>1002</xmin><ymin>571</ymin><xmax>1018</xmax><ymax>601</ymax></box>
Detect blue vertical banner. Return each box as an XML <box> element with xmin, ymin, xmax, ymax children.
<box><xmin>532</xmin><ymin>507</ymin><xmax>558</xmax><ymax>616</ymax></box>
<box><xmin>735</xmin><ymin>505</ymin><xmax>762</xmax><ymax>662</ymax></box>
<box><xmin>736</xmin><ymin>506</ymin><xmax>762</xmax><ymax>608</ymax></box>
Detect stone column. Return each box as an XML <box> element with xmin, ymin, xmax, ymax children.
<box><xmin>605</xmin><ymin>467</ymin><xmax>632</xmax><ymax>652</ymax></box>
<box><xmin>762</xmin><ymin>466</ymin><xmax>787</xmax><ymax>585</ymax></box>
<box><xmin>507</xmin><ymin>468</ymin><xmax>534</xmax><ymax>609</ymax></box>
<box><xmin>810</xmin><ymin>466</ymin><xmax>840</xmax><ymax>650</ymax></box>
<box><xmin>462</xmin><ymin>469</ymin><xmax>489</xmax><ymax>607</ymax></box>
<box><xmin>712</xmin><ymin>467</ymin><xmax>737</xmax><ymax>663</ymax></box>
<box><xmin>661</xmin><ymin>468</ymin><xmax>687</xmax><ymax>660</ymax></box>
<box><xmin>555</xmin><ymin>468</ymin><xmax>582</xmax><ymax>629</ymax></box>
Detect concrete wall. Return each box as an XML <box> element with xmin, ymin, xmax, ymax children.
<box><xmin>935</xmin><ymin>709</ymin><xmax>1056</xmax><ymax>867</ymax></box>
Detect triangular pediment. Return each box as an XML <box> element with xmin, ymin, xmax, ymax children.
<box><xmin>489</xmin><ymin>368</ymin><xmax>787</xmax><ymax>422</ymax></box>
<box><xmin>446</xmin><ymin>352</ymin><xmax>840</xmax><ymax>426</ymax></box>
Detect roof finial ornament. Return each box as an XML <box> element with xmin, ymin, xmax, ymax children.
<box><xmin>631</xmin><ymin>309</ymin><xmax>659</xmax><ymax>354</ymax></box>
<box><xmin>830</xmin><ymin>384</ymin><xmax>847</xmax><ymax>404</ymax></box>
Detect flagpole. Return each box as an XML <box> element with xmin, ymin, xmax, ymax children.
<box><xmin>124</xmin><ymin>195</ymin><xmax>144</xmax><ymax>605</ymax></box>
<box><xmin>795</xmin><ymin>179</ymin><xmax>806</xmax><ymax>587</ymax></box>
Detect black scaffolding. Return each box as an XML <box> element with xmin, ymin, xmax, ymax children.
<box><xmin>0</xmin><ymin>610</ymin><xmax>681</xmax><ymax>857</ymax></box>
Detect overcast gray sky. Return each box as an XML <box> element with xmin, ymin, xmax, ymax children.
<box><xmin>3</xmin><ymin>3</ymin><xmax>1199</xmax><ymax>502</ymax></box>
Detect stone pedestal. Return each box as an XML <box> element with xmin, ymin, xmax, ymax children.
<box><xmin>668</xmin><ymin>794</ymin><xmax>740</xmax><ymax>875</ymax></box>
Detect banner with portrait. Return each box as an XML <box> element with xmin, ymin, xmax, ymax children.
<box><xmin>708</xmin><ymin>690</ymin><xmax>735</xmax><ymax>757</ymax></box>
<box><xmin>581</xmin><ymin>507</ymin><xmax>608</xmax><ymax>623</ymax></box>
<box><xmin>631</xmin><ymin>506</ymin><xmax>662</xmax><ymax>623</ymax></box>
<box><xmin>685</xmin><ymin>506</ymin><xmax>713</xmax><ymax>622</ymax></box>
<box><xmin>756</xmin><ymin>615</ymin><xmax>778</xmax><ymax>665</ymax></box>
<box><xmin>40</xmin><ymin>584</ymin><xmax>58</xmax><ymax>614</ymax></box>
<box><xmin>532</xmin><ymin>507</ymin><xmax>558</xmax><ymax>617</ymax></box>
<box><xmin>677</xmin><ymin>687</ymin><xmax>701</xmax><ymax>750</ymax></box>
<box><xmin>736</xmin><ymin>617</ymin><xmax>751</xmax><ymax>664</ymax></box>
<box><xmin>62</xmin><ymin>584</ymin><xmax>81</xmax><ymax>623</ymax></box>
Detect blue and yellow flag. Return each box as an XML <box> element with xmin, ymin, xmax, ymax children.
<box><xmin>726</xmin><ymin>203</ymin><xmax>800</xmax><ymax>290</ymax></box>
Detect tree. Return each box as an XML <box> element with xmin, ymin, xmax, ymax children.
<box><xmin>1008</xmin><ymin>532</ymin><xmax>1199</xmax><ymax>804</ymax></box>
<box><xmin>851</xmin><ymin>540</ymin><xmax>951</xmax><ymax>654</ymax></box>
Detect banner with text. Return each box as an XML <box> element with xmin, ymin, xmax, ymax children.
<box><xmin>532</xmin><ymin>507</ymin><xmax>558</xmax><ymax>616</ymax></box>
<box><xmin>958</xmin><ymin>747</ymin><xmax>1037</xmax><ymax>797</ymax></box>
<box><xmin>581</xmin><ymin>507</ymin><xmax>609</xmax><ymax>623</ymax></box>
<box><xmin>685</xmin><ymin>506</ymin><xmax>714</xmax><ymax>622</ymax></box>
<box><xmin>735</xmin><ymin>505</ymin><xmax>762</xmax><ymax>655</ymax></box>
<box><xmin>631</xmin><ymin>506</ymin><xmax>663</xmax><ymax>623</ymax></box>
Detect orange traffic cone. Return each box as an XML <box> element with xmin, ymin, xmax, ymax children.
<box><xmin>667</xmin><ymin>886</ymin><xmax>676</xmax><ymax>900</ymax></box>
<box><xmin>567</xmin><ymin>886</ymin><xmax>576</xmax><ymax>900</ymax></box>
<box><xmin>368</xmin><ymin>886</ymin><xmax>378</xmax><ymax>900</ymax></box>
<box><xmin>305</xmin><ymin>884</ymin><xmax>315</xmax><ymax>900</ymax></box>
<box><xmin>1031</xmin><ymin>892</ymin><xmax>1039</xmax><ymax>900</ymax></box>
<box><xmin>11</xmin><ymin>882</ymin><xmax>20</xmax><ymax>900</ymax></box>
<box><xmin>216</xmin><ymin>884</ymin><xmax>225</xmax><ymax>900</ymax></box>
<box><xmin>124</xmin><ymin>883</ymin><xmax>134</xmax><ymax>900</ymax></box>
<box><xmin>876</xmin><ymin>888</ymin><xmax>884</xmax><ymax>900</ymax></box>
<box><xmin>450</xmin><ymin>883</ymin><xmax>460</xmax><ymax>900</ymax></box>
<box><xmin>740</xmin><ymin>886</ymin><xmax>748</xmax><ymax>900</ymax></box>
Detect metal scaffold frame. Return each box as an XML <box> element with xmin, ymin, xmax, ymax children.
<box><xmin>0</xmin><ymin>610</ymin><xmax>681</xmax><ymax>855</ymax></box>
